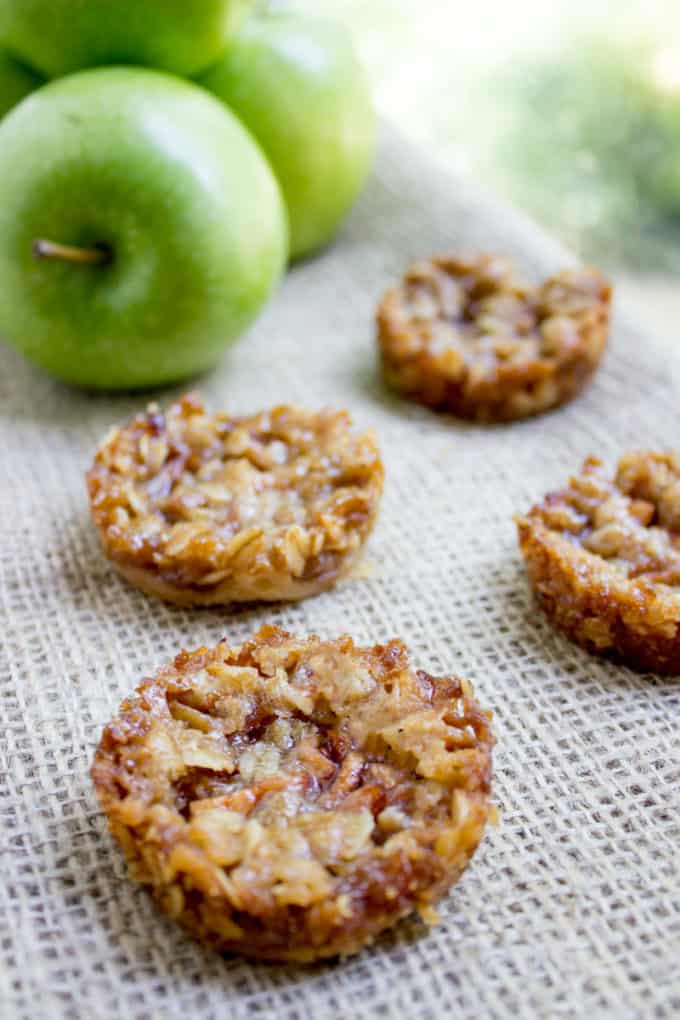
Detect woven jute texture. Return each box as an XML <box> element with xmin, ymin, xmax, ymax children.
<box><xmin>1</xmin><ymin>127</ymin><xmax>679</xmax><ymax>1020</ymax></box>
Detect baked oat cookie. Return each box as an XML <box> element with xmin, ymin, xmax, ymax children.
<box><xmin>87</xmin><ymin>395</ymin><xmax>383</xmax><ymax>606</ymax></box>
<box><xmin>91</xmin><ymin>626</ymin><xmax>495</xmax><ymax>962</ymax></box>
<box><xmin>518</xmin><ymin>452</ymin><xmax>680</xmax><ymax>673</ymax></box>
<box><xmin>377</xmin><ymin>252</ymin><xmax>611</xmax><ymax>422</ymax></box>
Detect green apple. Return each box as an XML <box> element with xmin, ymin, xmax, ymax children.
<box><xmin>0</xmin><ymin>47</ymin><xmax>42</xmax><ymax>120</ymax></box>
<box><xmin>0</xmin><ymin>67</ymin><xmax>288</xmax><ymax>389</ymax></box>
<box><xmin>198</xmin><ymin>10</ymin><xmax>375</xmax><ymax>259</ymax></box>
<box><xmin>0</xmin><ymin>0</ymin><xmax>253</xmax><ymax>78</ymax></box>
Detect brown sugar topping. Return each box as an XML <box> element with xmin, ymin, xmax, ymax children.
<box><xmin>87</xmin><ymin>395</ymin><xmax>384</xmax><ymax>605</ymax></box>
<box><xmin>518</xmin><ymin>452</ymin><xmax>680</xmax><ymax>673</ymax></box>
<box><xmin>92</xmin><ymin>627</ymin><xmax>494</xmax><ymax>962</ymax></box>
<box><xmin>377</xmin><ymin>252</ymin><xmax>611</xmax><ymax>422</ymax></box>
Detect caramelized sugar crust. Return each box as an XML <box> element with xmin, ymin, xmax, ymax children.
<box><xmin>518</xmin><ymin>452</ymin><xmax>680</xmax><ymax>672</ymax></box>
<box><xmin>87</xmin><ymin>395</ymin><xmax>384</xmax><ymax>606</ymax></box>
<box><xmin>377</xmin><ymin>252</ymin><xmax>611</xmax><ymax>422</ymax></box>
<box><xmin>92</xmin><ymin>626</ymin><xmax>494</xmax><ymax>962</ymax></box>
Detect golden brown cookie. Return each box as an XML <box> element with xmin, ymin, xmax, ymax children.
<box><xmin>518</xmin><ymin>452</ymin><xmax>680</xmax><ymax>673</ymax></box>
<box><xmin>377</xmin><ymin>252</ymin><xmax>611</xmax><ymax>422</ymax></box>
<box><xmin>87</xmin><ymin>395</ymin><xmax>384</xmax><ymax>606</ymax></box>
<box><xmin>91</xmin><ymin>626</ymin><xmax>495</xmax><ymax>962</ymax></box>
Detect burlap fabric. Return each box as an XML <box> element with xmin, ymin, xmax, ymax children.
<box><xmin>1</xmin><ymin>127</ymin><xmax>678</xmax><ymax>1020</ymax></box>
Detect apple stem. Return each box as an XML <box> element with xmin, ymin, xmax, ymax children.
<box><xmin>32</xmin><ymin>239</ymin><xmax>112</xmax><ymax>266</ymax></box>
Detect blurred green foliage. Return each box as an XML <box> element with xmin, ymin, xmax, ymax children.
<box><xmin>458</xmin><ymin>36</ymin><xmax>680</xmax><ymax>269</ymax></box>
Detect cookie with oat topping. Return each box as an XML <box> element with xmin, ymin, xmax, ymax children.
<box><xmin>91</xmin><ymin>626</ymin><xmax>494</xmax><ymax>962</ymax></box>
<box><xmin>518</xmin><ymin>452</ymin><xmax>680</xmax><ymax>673</ymax></box>
<box><xmin>86</xmin><ymin>395</ymin><xmax>383</xmax><ymax>606</ymax></box>
<box><xmin>377</xmin><ymin>252</ymin><xmax>611</xmax><ymax>422</ymax></box>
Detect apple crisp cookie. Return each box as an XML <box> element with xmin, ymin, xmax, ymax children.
<box><xmin>87</xmin><ymin>394</ymin><xmax>384</xmax><ymax>606</ymax></box>
<box><xmin>518</xmin><ymin>452</ymin><xmax>680</xmax><ymax>673</ymax></box>
<box><xmin>377</xmin><ymin>252</ymin><xmax>611</xmax><ymax>422</ymax></box>
<box><xmin>91</xmin><ymin>626</ymin><xmax>495</xmax><ymax>962</ymax></box>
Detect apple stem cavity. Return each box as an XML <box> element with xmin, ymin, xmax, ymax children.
<box><xmin>32</xmin><ymin>239</ymin><xmax>112</xmax><ymax>266</ymax></box>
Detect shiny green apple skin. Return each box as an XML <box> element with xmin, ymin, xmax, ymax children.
<box><xmin>199</xmin><ymin>11</ymin><xmax>375</xmax><ymax>260</ymax></box>
<box><xmin>0</xmin><ymin>47</ymin><xmax>43</xmax><ymax>120</ymax></box>
<box><xmin>0</xmin><ymin>0</ymin><xmax>253</xmax><ymax>78</ymax></box>
<box><xmin>0</xmin><ymin>67</ymin><xmax>288</xmax><ymax>390</ymax></box>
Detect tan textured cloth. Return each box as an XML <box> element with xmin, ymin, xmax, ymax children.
<box><xmin>1</xmin><ymin>127</ymin><xmax>678</xmax><ymax>1020</ymax></box>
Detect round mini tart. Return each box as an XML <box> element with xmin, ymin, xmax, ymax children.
<box><xmin>86</xmin><ymin>394</ymin><xmax>384</xmax><ymax>606</ymax></box>
<box><xmin>91</xmin><ymin>626</ymin><xmax>495</xmax><ymax>962</ymax></box>
<box><xmin>376</xmin><ymin>252</ymin><xmax>611</xmax><ymax>422</ymax></box>
<box><xmin>518</xmin><ymin>452</ymin><xmax>680</xmax><ymax>673</ymax></box>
